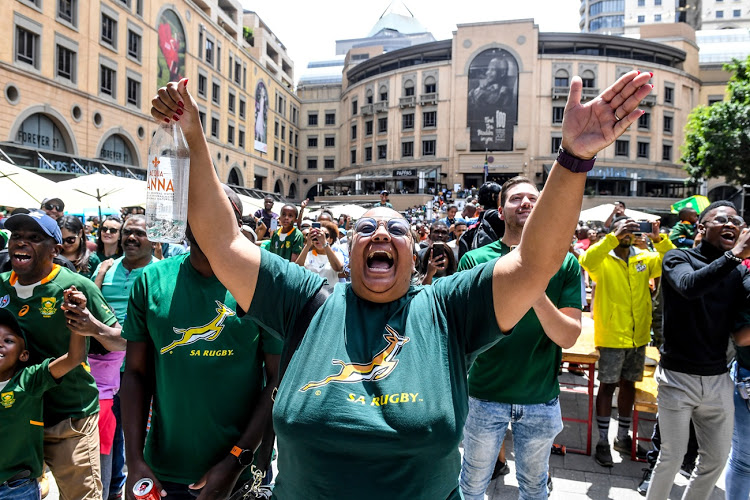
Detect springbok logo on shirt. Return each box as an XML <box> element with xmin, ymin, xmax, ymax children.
<box><xmin>300</xmin><ymin>325</ymin><xmax>410</xmax><ymax>392</ymax></box>
<box><xmin>160</xmin><ymin>301</ymin><xmax>236</xmax><ymax>354</ymax></box>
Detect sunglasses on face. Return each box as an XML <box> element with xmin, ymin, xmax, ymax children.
<box><xmin>62</xmin><ymin>236</ymin><xmax>78</xmax><ymax>245</ymax></box>
<box><xmin>707</xmin><ymin>214</ymin><xmax>745</xmax><ymax>227</ymax></box>
<box><xmin>44</xmin><ymin>203</ymin><xmax>63</xmax><ymax>212</ymax></box>
<box><xmin>353</xmin><ymin>218</ymin><xmax>411</xmax><ymax>238</ymax></box>
<box><xmin>101</xmin><ymin>227</ymin><xmax>120</xmax><ymax>234</ymax></box>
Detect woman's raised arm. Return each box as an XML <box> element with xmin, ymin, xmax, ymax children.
<box><xmin>151</xmin><ymin>79</ymin><xmax>259</xmax><ymax>312</ymax></box>
<box><xmin>492</xmin><ymin>71</ymin><xmax>653</xmax><ymax>332</ymax></box>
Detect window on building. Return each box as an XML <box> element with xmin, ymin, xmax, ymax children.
<box><xmin>58</xmin><ymin>0</ymin><xmax>77</xmax><ymax>26</ymax></box>
<box><xmin>351</xmin><ymin>124</ymin><xmax>357</xmax><ymax>139</ymax></box>
<box><xmin>637</xmin><ymin>0</ymin><xmax>644</xmax><ymax>5</ymax></box>
<box><xmin>352</xmin><ymin>99</ymin><xmax>358</xmax><ymax>116</ymax></box>
<box><xmin>101</xmin><ymin>14</ymin><xmax>117</xmax><ymax>47</ymax></box>
<box><xmin>551</xmin><ymin>136</ymin><xmax>562</xmax><ymax>154</ymax></box>
<box><xmin>379</xmin><ymin>87</ymin><xmax>388</xmax><ymax>102</ymax></box>
<box><xmin>308</xmin><ymin>113</ymin><xmax>318</xmax><ymax>126</ymax></box>
<box><xmin>552</xmin><ymin>106</ymin><xmax>565</xmax><ymax>124</ymax></box>
<box><xmin>227</xmin><ymin>124</ymin><xmax>234</xmax><ymax>145</ymax></box>
<box><xmin>404</xmin><ymin>81</ymin><xmax>415</xmax><ymax>96</ymax></box>
<box><xmin>274</xmin><ymin>121</ymin><xmax>279</xmax><ymax>138</ymax></box>
<box><xmin>280</xmin><ymin>148</ymin><xmax>285</xmax><ymax>163</ymax></box>
<box><xmin>216</xmin><ymin>45</ymin><xmax>221</xmax><ymax>71</ymax></box>
<box><xmin>734</xmin><ymin>9</ymin><xmax>741</xmax><ymax>17</ymax></box>
<box><xmin>238</xmin><ymin>129</ymin><xmax>245</xmax><ymax>149</ymax></box>
<box><xmin>212</xmin><ymin>83</ymin><xmax>220</xmax><ymax>105</ymax></box>
<box><xmin>126</xmin><ymin>78</ymin><xmax>139</xmax><ymax>106</ymax></box>
<box><xmin>289</xmin><ymin>153</ymin><xmax>294</xmax><ymax>167</ymax></box>
<box><xmin>276</xmin><ymin>95</ymin><xmax>283</xmax><ymax>113</ymax></box>
<box><xmin>16</xmin><ymin>27</ymin><xmax>39</xmax><ymax>68</ymax></box>
<box><xmin>205</xmin><ymin>39</ymin><xmax>214</xmax><ymax>65</ymax></box>
<box><xmin>281</xmin><ymin>124</ymin><xmax>286</xmax><ymax>141</ymax></box>
<box><xmin>402</xmin><ymin>114</ymin><xmax>414</xmax><ymax>130</ymax></box>
<box><xmin>637</xmin><ymin>15</ymin><xmax>645</xmax><ymax>22</ymax></box>
<box><xmin>198</xmin><ymin>111</ymin><xmax>206</xmax><ymax>132</ymax></box>
<box><xmin>637</xmin><ymin>141</ymin><xmax>649</xmax><ymax>158</ymax></box>
<box><xmin>422</xmin><ymin>140</ymin><xmax>436</xmax><ymax>156</ymax></box>
<box><xmin>193</xmin><ymin>76</ymin><xmax>205</xmax><ymax>99</ymax></box>
<box><xmin>423</xmin><ymin>111</ymin><xmax>437</xmax><ymax>128</ymax></box>
<box><xmin>289</xmin><ymin>129</ymin><xmax>294</xmax><ymax>143</ymax></box>
<box><xmin>228</xmin><ymin>92</ymin><xmax>236</xmax><ymax>114</ymax></box>
<box><xmin>424</xmin><ymin>77</ymin><xmax>437</xmax><ymax>94</ymax></box>
<box><xmin>554</xmin><ymin>70</ymin><xmax>569</xmax><ymax>87</ymax></box>
<box><xmin>365</xmin><ymin>120</ymin><xmax>373</xmax><ymax>136</ymax></box>
<box><xmin>663</xmin><ymin>114</ymin><xmax>673</xmax><ymax>133</ymax></box>
<box><xmin>308</xmin><ymin>136</ymin><xmax>318</xmax><ymax>148</ymax></box>
<box><xmin>350</xmin><ymin>149</ymin><xmax>357</xmax><ymax>164</ymax></box>
<box><xmin>234</xmin><ymin>61</ymin><xmax>242</xmax><ymax>85</ymax></box>
<box><xmin>664</xmin><ymin>85</ymin><xmax>674</xmax><ymax>104</ymax></box>
<box><xmin>324</xmin><ymin>158</ymin><xmax>334</xmax><ymax>169</ymax></box>
<box><xmin>100</xmin><ymin>64</ymin><xmax>115</xmax><ymax>97</ymax></box>
<box><xmin>56</xmin><ymin>45</ymin><xmax>76</xmax><ymax>82</ymax></box>
<box><xmin>365</xmin><ymin>146</ymin><xmax>372</xmax><ymax>162</ymax></box>
<box><xmin>325</xmin><ymin>112</ymin><xmax>335</xmax><ymax>125</ymax></box>
<box><xmin>325</xmin><ymin>136</ymin><xmax>335</xmax><ymax>147</ymax></box>
<box><xmin>211</xmin><ymin>117</ymin><xmax>219</xmax><ymax>138</ymax></box>
<box><xmin>402</xmin><ymin>141</ymin><xmax>413</xmax><ymax>157</ymax></box>
<box><xmin>662</xmin><ymin>143</ymin><xmax>672</xmax><ymax>161</ymax></box>
<box><xmin>655</xmin><ymin>0</ymin><xmax>661</xmax><ymax>4</ymax></box>
<box><xmin>654</xmin><ymin>14</ymin><xmax>662</xmax><ymax>21</ymax></box>
<box><xmin>239</xmin><ymin>98</ymin><xmax>246</xmax><ymax>119</ymax></box>
<box><xmin>378</xmin><ymin>117</ymin><xmax>388</xmax><ymax>133</ymax></box>
<box><xmin>127</xmin><ymin>30</ymin><xmax>141</xmax><ymax>60</ymax></box>
<box><xmin>615</xmin><ymin>139</ymin><xmax>629</xmax><ymax>156</ymax></box>
<box><xmin>581</xmin><ymin>70</ymin><xmax>596</xmax><ymax>88</ymax></box>
<box><xmin>638</xmin><ymin>111</ymin><xmax>650</xmax><ymax>130</ymax></box>
<box><xmin>366</xmin><ymin>90</ymin><xmax>373</xmax><ymax>105</ymax></box>
<box><xmin>716</xmin><ymin>10</ymin><xmax>724</xmax><ymax>18</ymax></box>
<box><xmin>377</xmin><ymin>144</ymin><xmax>387</xmax><ymax>160</ymax></box>
<box><xmin>307</xmin><ymin>158</ymin><xmax>318</xmax><ymax>169</ymax></box>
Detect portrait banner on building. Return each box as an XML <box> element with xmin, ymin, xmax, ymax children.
<box><xmin>467</xmin><ymin>48</ymin><xmax>518</xmax><ymax>152</ymax></box>
<box><xmin>156</xmin><ymin>10</ymin><xmax>186</xmax><ymax>88</ymax></box>
<box><xmin>254</xmin><ymin>81</ymin><xmax>268</xmax><ymax>154</ymax></box>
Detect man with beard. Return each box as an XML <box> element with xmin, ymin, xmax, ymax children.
<box><xmin>579</xmin><ymin>216</ymin><xmax>674</xmax><ymax>467</ymax></box>
<box><xmin>0</xmin><ymin>210</ymin><xmax>122</xmax><ymax>500</ymax></box>
<box><xmin>121</xmin><ymin>186</ymin><xmax>281</xmax><ymax>499</ymax></box>
<box><xmin>91</xmin><ymin>215</ymin><xmax>159</xmax><ymax>500</ymax></box>
<box><xmin>459</xmin><ymin>177</ymin><xmax>582</xmax><ymax>500</ymax></box>
<box><xmin>646</xmin><ymin>201</ymin><xmax>750</xmax><ymax>499</ymax></box>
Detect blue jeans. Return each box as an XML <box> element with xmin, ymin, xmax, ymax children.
<box><xmin>726</xmin><ymin>362</ymin><xmax>750</xmax><ymax>500</ymax></box>
<box><xmin>0</xmin><ymin>479</ymin><xmax>39</xmax><ymax>500</ymax></box>
<box><xmin>108</xmin><ymin>390</ymin><xmax>126</xmax><ymax>499</ymax></box>
<box><xmin>460</xmin><ymin>396</ymin><xmax>563</xmax><ymax>500</ymax></box>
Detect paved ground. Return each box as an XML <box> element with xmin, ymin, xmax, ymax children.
<box><xmin>44</xmin><ymin>373</ymin><xmax>728</xmax><ymax>500</ymax></box>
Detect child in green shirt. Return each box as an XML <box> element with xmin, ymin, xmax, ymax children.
<box><xmin>269</xmin><ymin>204</ymin><xmax>304</xmax><ymax>262</ymax></box>
<box><xmin>0</xmin><ymin>287</ymin><xmax>87</xmax><ymax>499</ymax></box>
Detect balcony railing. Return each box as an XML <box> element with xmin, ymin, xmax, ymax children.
<box><xmin>552</xmin><ymin>86</ymin><xmax>599</xmax><ymax>100</ymax></box>
<box><xmin>360</xmin><ymin>104</ymin><xmax>374</xmax><ymax>115</ymax></box>
<box><xmin>641</xmin><ymin>94</ymin><xmax>657</xmax><ymax>106</ymax></box>
<box><xmin>374</xmin><ymin>102</ymin><xmax>388</xmax><ymax>113</ymax></box>
<box><xmin>399</xmin><ymin>96</ymin><xmax>416</xmax><ymax>108</ymax></box>
<box><xmin>419</xmin><ymin>92</ymin><xmax>437</xmax><ymax>105</ymax></box>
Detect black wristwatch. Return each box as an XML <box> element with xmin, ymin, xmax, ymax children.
<box><xmin>556</xmin><ymin>146</ymin><xmax>597</xmax><ymax>173</ymax></box>
<box><xmin>230</xmin><ymin>445</ymin><xmax>254</xmax><ymax>467</ymax></box>
<box><xmin>726</xmin><ymin>250</ymin><xmax>743</xmax><ymax>264</ymax></box>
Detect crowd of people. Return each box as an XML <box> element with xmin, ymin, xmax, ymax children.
<box><xmin>0</xmin><ymin>70</ymin><xmax>748</xmax><ymax>500</ymax></box>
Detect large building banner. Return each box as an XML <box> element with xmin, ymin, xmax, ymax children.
<box><xmin>467</xmin><ymin>49</ymin><xmax>518</xmax><ymax>152</ymax></box>
<box><xmin>254</xmin><ymin>81</ymin><xmax>268</xmax><ymax>154</ymax></box>
<box><xmin>156</xmin><ymin>10</ymin><xmax>186</xmax><ymax>88</ymax></box>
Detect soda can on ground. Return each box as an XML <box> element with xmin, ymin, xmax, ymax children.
<box><xmin>133</xmin><ymin>478</ymin><xmax>161</xmax><ymax>500</ymax></box>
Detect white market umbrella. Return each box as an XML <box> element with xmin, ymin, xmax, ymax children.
<box><xmin>579</xmin><ymin>203</ymin><xmax>660</xmax><ymax>223</ymax></box>
<box><xmin>58</xmin><ymin>173</ymin><xmax>146</xmax><ymax>213</ymax></box>
<box><xmin>0</xmin><ymin>160</ymin><xmax>75</xmax><ymax>209</ymax></box>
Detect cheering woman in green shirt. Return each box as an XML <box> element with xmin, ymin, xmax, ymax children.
<box><xmin>150</xmin><ymin>71</ymin><xmax>653</xmax><ymax>499</ymax></box>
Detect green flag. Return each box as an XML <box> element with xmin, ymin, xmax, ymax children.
<box><xmin>671</xmin><ymin>195</ymin><xmax>710</xmax><ymax>215</ymax></box>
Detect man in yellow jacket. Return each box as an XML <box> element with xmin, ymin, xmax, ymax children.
<box><xmin>579</xmin><ymin>216</ymin><xmax>675</xmax><ymax>467</ymax></box>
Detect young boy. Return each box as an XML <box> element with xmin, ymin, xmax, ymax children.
<box><xmin>269</xmin><ymin>204</ymin><xmax>304</xmax><ymax>262</ymax></box>
<box><xmin>0</xmin><ymin>287</ymin><xmax>87</xmax><ymax>499</ymax></box>
<box><xmin>669</xmin><ymin>207</ymin><xmax>699</xmax><ymax>249</ymax></box>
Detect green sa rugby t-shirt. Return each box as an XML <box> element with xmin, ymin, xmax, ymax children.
<box><xmin>122</xmin><ymin>253</ymin><xmax>283</xmax><ymax>485</ymax></box>
<box><xmin>0</xmin><ymin>266</ymin><xmax>117</xmax><ymax>425</ymax></box>
<box><xmin>269</xmin><ymin>227</ymin><xmax>304</xmax><ymax>261</ymax></box>
<box><xmin>0</xmin><ymin>359</ymin><xmax>58</xmax><ymax>483</ymax></box>
<box><xmin>247</xmin><ymin>250</ymin><xmax>504</xmax><ymax>500</ymax></box>
<box><xmin>459</xmin><ymin>242</ymin><xmax>582</xmax><ymax>404</ymax></box>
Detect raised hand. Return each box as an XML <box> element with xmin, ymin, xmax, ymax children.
<box><xmin>562</xmin><ymin>71</ymin><xmax>653</xmax><ymax>160</ymax></box>
<box><xmin>150</xmin><ymin>78</ymin><xmax>202</xmax><ymax>142</ymax></box>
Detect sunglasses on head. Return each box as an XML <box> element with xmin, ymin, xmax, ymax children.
<box><xmin>62</xmin><ymin>236</ymin><xmax>78</xmax><ymax>245</ymax></box>
<box><xmin>101</xmin><ymin>227</ymin><xmax>120</xmax><ymax>234</ymax></box>
<box><xmin>44</xmin><ymin>203</ymin><xmax>63</xmax><ymax>212</ymax></box>
<box><xmin>353</xmin><ymin>217</ymin><xmax>411</xmax><ymax>238</ymax></box>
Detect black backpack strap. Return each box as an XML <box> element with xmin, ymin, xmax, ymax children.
<box><xmin>253</xmin><ymin>284</ymin><xmax>333</xmax><ymax>475</ymax></box>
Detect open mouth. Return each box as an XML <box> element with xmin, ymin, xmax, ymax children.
<box><xmin>12</xmin><ymin>252</ymin><xmax>31</xmax><ymax>264</ymax></box>
<box><xmin>366</xmin><ymin>250</ymin><xmax>394</xmax><ymax>271</ymax></box>
<box><xmin>720</xmin><ymin>230</ymin><xmax>737</xmax><ymax>245</ymax></box>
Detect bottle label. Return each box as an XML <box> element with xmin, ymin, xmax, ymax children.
<box><xmin>147</xmin><ymin>156</ymin><xmax>176</xmax><ymax>218</ymax></box>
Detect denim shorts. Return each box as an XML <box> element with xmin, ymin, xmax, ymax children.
<box><xmin>597</xmin><ymin>345</ymin><xmax>646</xmax><ymax>384</ymax></box>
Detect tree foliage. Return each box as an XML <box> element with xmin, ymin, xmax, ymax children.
<box><xmin>681</xmin><ymin>56</ymin><xmax>750</xmax><ymax>186</ymax></box>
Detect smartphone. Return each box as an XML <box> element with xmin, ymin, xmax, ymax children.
<box><xmin>270</xmin><ymin>218</ymin><xmax>278</xmax><ymax>232</ymax></box>
<box><xmin>635</xmin><ymin>221</ymin><xmax>653</xmax><ymax>234</ymax></box>
<box><xmin>312</xmin><ymin>222</ymin><xmax>321</xmax><ymax>229</ymax></box>
<box><xmin>432</xmin><ymin>242</ymin><xmax>445</xmax><ymax>259</ymax></box>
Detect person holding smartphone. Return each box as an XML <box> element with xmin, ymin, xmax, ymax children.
<box><xmin>295</xmin><ymin>221</ymin><xmax>345</xmax><ymax>285</ymax></box>
<box><xmin>418</xmin><ymin>221</ymin><xmax>457</xmax><ymax>284</ymax></box>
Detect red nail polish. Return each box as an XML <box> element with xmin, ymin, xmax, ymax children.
<box><xmin>637</xmin><ymin>70</ymin><xmax>641</xmax><ymax>75</ymax></box>
<box><xmin>178</xmin><ymin>101</ymin><xmax>185</xmax><ymax>108</ymax></box>
<box><xmin>164</xmin><ymin>118</ymin><xmax>170</xmax><ymax>124</ymax></box>
<box><xmin>172</xmin><ymin>114</ymin><xmax>180</xmax><ymax>121</ymax></box>
<box><xmin>183</xmin><ymin>78</ymin><xmax>189</xmax><ymax>86</ymax></box>
<box><xmin>651</xmin><ymin>84</ymin><xmax>654</xmax><ymax>89</ymax></box>
<box><xmin>176</xmin><ymin>108</ymin><xmax>183</xmax><ymax>115</ymax></box>
<box><xmin>649</xmin><ymin>72</ymin><xmax>653</xmax><ymax>78</ymax></box>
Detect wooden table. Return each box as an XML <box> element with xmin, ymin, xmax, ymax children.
<box><xmin>560</xmin><ymin>316</ymin><xmax>599</xmax><ymax>455</ymax></box>
<box><xmin>632</xmin><ymin>346</ymin><xmax>660</xmax><ymax>461</ymax></box>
